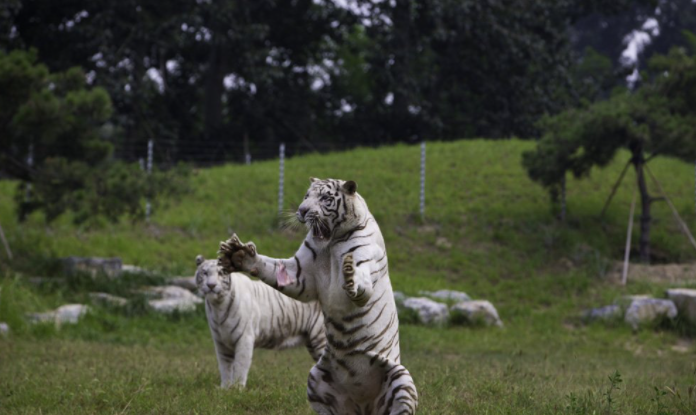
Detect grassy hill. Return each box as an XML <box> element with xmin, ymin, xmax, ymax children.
<box><xmin>1</xmin><ymin>140</ymin><xmax>695</xmax><ymax>414</ymax></box>
<box><xmin>2</xmin><ymin>140</ymin><xmax>694</xmax><ymax>305</ymax></box>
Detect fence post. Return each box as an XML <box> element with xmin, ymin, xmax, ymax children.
<box><xmin>560</xmin><ymin>175</ymin><xmax>566</xmax><ymax>222</ymax></box>
<box><xmin>25</xmin><ymin>143</ymin><xmax>33</xmax><ymax>202</ymax></box>
<box><xmin>146</xmin><ymin>139</ymin><xmax>153</xmax><ymax>223</ymax></box>
<box><xmin>420</xmin><ymin>141</ymin><xmax>426</xmax><ymax>220</ymax></box>
<box><xmin>278</xmin><ymin>143</ymin><xmax>285</xmax><ymax>217</ymax></box>
<box><xmin>0</xmin><ymin>223</ymin><xmax>12</xmax><ymax>260</ymax></box>
<box><xmin>244</xmin><ymin>132</ymin><xmax>251</xmax><ymax>165</ymax></box>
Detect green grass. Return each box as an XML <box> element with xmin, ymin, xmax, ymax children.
<box><xmin>1</xmin><ymin>140</ymin><xmax>696</xmax><ymax>414</ymax></box>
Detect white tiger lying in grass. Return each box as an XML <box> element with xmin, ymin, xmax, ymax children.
<box><xmin>195</xmin><ymin>255</ymin><xmax>326</xmax><ymax>388</ymax></box>
<box><xmin>218</xmin><ymin>178</ymin><xmax>418</xmax><ymax>414</ymax></box>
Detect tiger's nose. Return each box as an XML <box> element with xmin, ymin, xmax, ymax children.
<box><xmin>297</xmin><ymin>206</ymin><xmax>309</xmax><ymax>221</ymax></box>
<box><xmin>207</xmin><ymin>283</ymin><xmax>217</xmax><ymax>291</ymax></box>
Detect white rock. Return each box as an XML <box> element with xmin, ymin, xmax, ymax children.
<box><xmin>62</xmin><ymin>256</ymin><xmax>122</xmax><ymax>278</ymax></box>
<box><xmin>121</xmin><ymin>264</ymin><xmax>150</xmax><ymax>275</ymax></box>
<box><xmin>140</xmin><ymin>285</ymin><xmax>203</xmax><ymax>303</ymax></box>
<box><xmin>614</xmin><ymin>294</ymin><xmax>651</xmax><ymax>310</ymax></box>
<box><xmin>89</xmin><ymin>292</ymin><xmax>128</xmax><ymax>307</ymax></box>
<box><xmin>624</xmin><ymin>298</ymin><xmax>678</xmax><ymax>330</ymax></box>
<box><xmin>666</xmin><ymin>288</ymin><xmax>696</xmax><ymax>325</ymax></box>
<box><xmin>141</xmin><ymin>285</ymin><xmax>202</xmax><ymax>313</ymax></box>
<box><xmin>402</xmin><ymin>297</ymin><xmax>449</xmax><ymax>325</ymax></box>
<box><xmin>28</xmin><ymin>311</ymin><xmax>57</xmax><ymax>324</ymax></box>
<box><xmin>419</xmin><ymin>289</ymin><xmax>471</xmax><ymax>303</ymax></box>
<box><xmin>393</xmin><ymin>291</ymin><xmax>407</xmax><ymax>305</ymax></box>
<box><xmin>582</xmin><ymin>305</ymin><xmax>622</xmax><ymax>322</ymax></box>
<box><xmin>169</xmin><ymin>276</ymin><xmax>197</xmax><ymax>292</ymax></box>
<box><xmin>29</xmin><ymin>304</ymin><xmax>90</xmax><ymax>325</ymax></box>
<box><xmin>0</xmin><ymin>322</ymin><xmax>9</xmax><ymax>336</ymax></box>
<box><xmin>450</xmin><ymin>300</ymin><xmax>503</xmax><ymax>327</ymax></box>
<box><xmin>435</xmin><ymin>237</ymin><xmax>452</xmax><ymax>249</ymax></box>
<box><xmin>148</xmin><ymin>298</ymin><xmax>198</xmax><ymax>313</ymax></box>
<box><xmin>55</xmin><ymin>304</ymin><xmax>90</xmax><ymax>324</ymax></box>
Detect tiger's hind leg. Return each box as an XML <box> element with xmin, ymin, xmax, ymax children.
<box><xmin>374</xmin><ymin>362</ymin><xmax>418</xmax><ymax>415</ymax></box>
<box><xmin>307</xmin><ymin>363</ymin><xmax>346</xmax><ymax>415</ymax></box>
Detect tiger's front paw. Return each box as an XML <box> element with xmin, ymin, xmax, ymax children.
<box><xmin>342</xmin><ymin>254</ymin><xmax>359</xmax><ymax>299</ymax></box>
<box><xmin>217</xmin><ymin>234</ymin><xmax>257</xmax><ymax>274</ymax></box>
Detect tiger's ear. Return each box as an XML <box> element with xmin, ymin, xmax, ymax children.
<box><xmin>342</xmin><ymin>180</ymin><xmax>357</xmax><ymax>195</ymax></box>
<box><xmin>195</xmin><ymin>254</ymin><xmax>205</xmax><ymax>266</ymax></box>
<box><xmin>310</xmin><ymin>177</ymin><xmax>320</xmax><ymax>183</ymax></box>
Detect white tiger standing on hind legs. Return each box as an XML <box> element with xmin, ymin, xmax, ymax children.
<box><xmin>218</xmin><ymin>177</ymin><xmax>418</xmax><ymax>414</ymax></box>
<box><xmin>195</xmin><ymin>255</ymin><xmax>326</xmax><ymax>388</ymax></box>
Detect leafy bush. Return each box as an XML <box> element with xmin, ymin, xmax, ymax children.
<box><xmin>0</xmin><ymin>49</ymin><xmax>191</xmax><ymax>225</ymax></box>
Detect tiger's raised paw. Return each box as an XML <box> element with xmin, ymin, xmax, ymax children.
<box><xmin>217</xmin><ymin>234</ymin><xmax>257</xmax><ymax>274</ymax></box>
<box><xmin>342</xmin><ymin>254</ymin><xmax>366</xmax><ymax>305</ymax></box>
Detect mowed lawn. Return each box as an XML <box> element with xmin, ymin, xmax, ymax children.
<box><xmin>1</xmin><ymin>323</ymin><xmax>695</xmax><ymax>414</ymax></box>
<box><xmin>1</xmin><ymin>140</ymin><xmax>696</xmax><ymax>414</ymax></box>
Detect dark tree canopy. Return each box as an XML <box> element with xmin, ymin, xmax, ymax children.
<box><xmin>1</xmin><ymin>0</ymin><xmax>657</xmax><ymax>164</ymax></box>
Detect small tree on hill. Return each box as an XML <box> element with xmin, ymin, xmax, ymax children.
<box><xmin>523</xmin><ymin>33</ymin><xmax>696</xmax><ymax>263</ymax></box>
<box><xmin>0</xmin><ymin>49</ymin><xmax>189</xmax><ymax>224</ymax></box>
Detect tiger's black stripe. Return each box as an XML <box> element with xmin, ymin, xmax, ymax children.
<box><xmin>304</xmin><ymin>240</ymin><xmax>317</xmax><ymax>261</ymax></box>
<box><xmin>294</xmin><ymin>255</ymin><xmax>302</xmax><ymax>281</ymax></box>
<box><xmin>342</xmin><ymin>291</ymin><xmax>386</xmax><ymax>322</ymax></box>
<box><xmin>342</xmin><ymin>243</ymin><xmax>370</xmax><ymax>258</ymax></box>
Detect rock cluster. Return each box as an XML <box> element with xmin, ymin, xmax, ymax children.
<box><xmin>140</xmin><ymin>285</ymin><xmax>203</xmax><ymax>313</ymax></box>
<box><xmin>34</xmin><ymin>257</ymin><xmax>507</xmax><ymax>330</ymax></box>
<box><xmin>61</xmin><ymin>256</ymin><xmax>154</xmax><ymax>279</ymax></box>
<box><xmin>27</xmin><ymin>304</ymin><xmax>90</xmax><ymax>326</ymax></box>
<box><xmin>395</xmin><ymin>290</ymin><xmax>502</xmax><ymax>327</ymax></box>
<box><xmin>22</xmin><ymin>257</ymin><xmax>209</xmax><ymax>329</ymax></box>
<box><xmin>583</xmin><ymin>289</ymin><xmax>696</xmax><ymax>330</ymax></box>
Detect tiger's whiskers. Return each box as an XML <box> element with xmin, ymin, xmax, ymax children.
<box><xmin>279</xmin><ymin>210</ymin><xmax>304</xmax><ymax>231</ymax></box>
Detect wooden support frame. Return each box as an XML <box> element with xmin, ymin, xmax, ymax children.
<box><xmin>621</xmin><ymin>190</ymin><xmax>637</xmax><ymax>286</ymax></box>
<box><xmin>0</xmin><ymin>223</ymin><xmax>12</xmax><ymax>260</ymax></box>
<box><xmin>644</xmin><ymin>165</ymin><xmax>696</xmax><ymax>254</ymax></box>
<box><xmin>600</xmin><ymin>159</ymin><xmax>632</xmax><ymax>219</ymax></box>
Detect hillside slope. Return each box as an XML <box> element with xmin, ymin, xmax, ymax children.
<box><xmin>1</xmin><ymin>140</ymin><xmax>694</xmax><ymax>310</ymax></box>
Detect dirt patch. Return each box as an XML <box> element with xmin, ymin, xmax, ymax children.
<box><xmin>606</xmin><ymin>261</ymin><xmax>696</xmax><ymax>284</ymax></box>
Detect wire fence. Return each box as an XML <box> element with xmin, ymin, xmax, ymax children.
<box><xmin>116</xmin><ymin>138</ymin><xmax>430</xmax><ymax>223</ymax></box>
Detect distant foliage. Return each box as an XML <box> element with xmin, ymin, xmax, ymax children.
<box><xmin>0</xmin><ymin>49</ymin><xmax>190</xmax><ymax>224</ymax></box>
<box><xmin>1</xmin><ymin>0</ymin><xmax>652</xmax><ymax>159</ymax></box>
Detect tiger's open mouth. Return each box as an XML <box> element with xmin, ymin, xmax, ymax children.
<box><xmin>309</xmin><ymin>218</ymin><xmax>331</xmax><ymax>240</ymax></box>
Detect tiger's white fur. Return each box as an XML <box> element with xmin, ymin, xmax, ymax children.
<box><xmin>195</xmin><ymin>255</ymin><xmax>326</xmax><ymax>388</ymax></box>
<box><xmin>218</xmin><ymin>178</ymin><xmax>418</xmax><ymax>414</ymax></box>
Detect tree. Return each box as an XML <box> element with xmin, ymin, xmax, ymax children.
<box><xmin>0</xmin><ymin>49</ymin><xmax>188</xmax><ymax>224</ymax></box>
<box><xmin>0</xmin><ymin>49</ymin><xmax>112</xmax><ymax>180</ymax></box>
<box><xmin>340</xmin><ymin>0</ymin><xmax>651</xmax><ymax>142</ymax></box>
<box><xmin>2</xmin><ymin>0</ymin><xmax>655</xmax><ymax>158</ymax></box>
<box><xmin>523</xmin><ymin>36</ymin><xmax>696</xmax><ymax>262</ymax></box>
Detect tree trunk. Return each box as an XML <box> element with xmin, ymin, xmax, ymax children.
<box><xmin>203</xmin><ymin>34</ymin><xmax>225</xmax><ymax>143</ymax></box>
<box><xmin>390</xmin><ymin>0</ymin><xmax>414</xmax><ymax>139</ymax></box>
<box><xmin>634</xmin><ymin>152</ymin><xmax>652</xmax><ymax>263</ymax></box>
